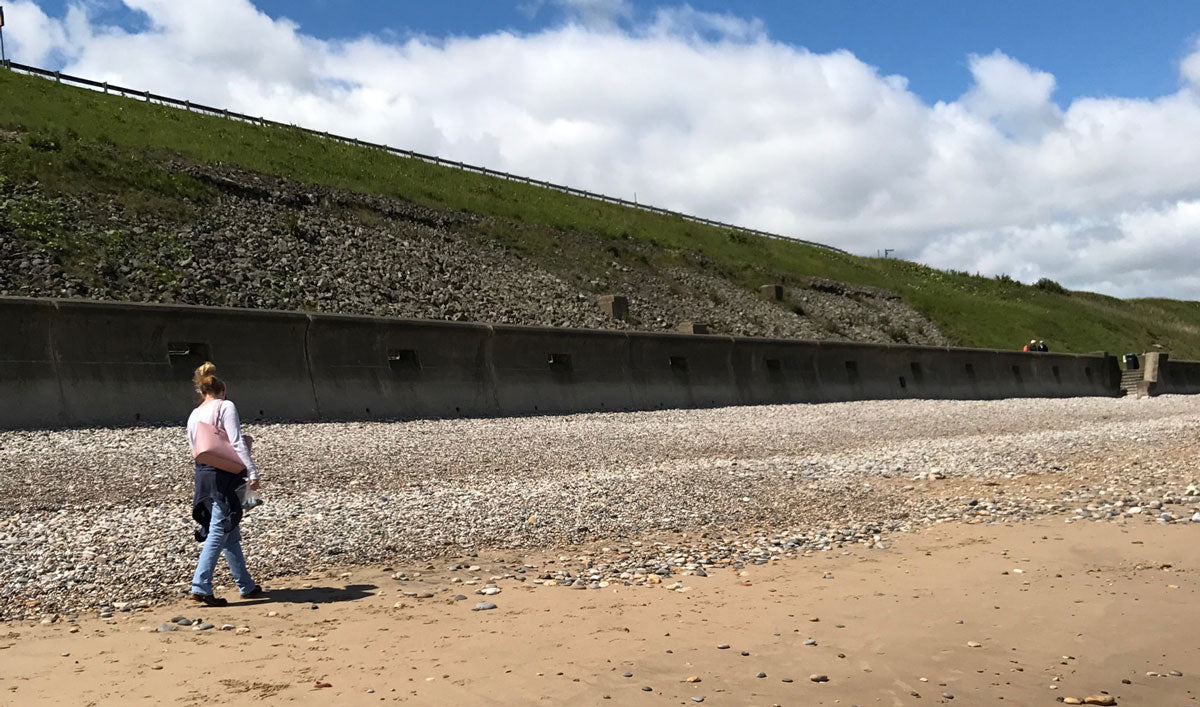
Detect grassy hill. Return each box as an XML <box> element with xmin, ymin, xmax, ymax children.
<box><xmin>1</xmin><ymin>67</ymin><xmax>1198</xmax><ymax>358</ymax></box>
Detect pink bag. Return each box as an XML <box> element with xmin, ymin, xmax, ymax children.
<box><xmin>193</xmin><ymin>401</ymin><xmax>245</xmax><ymax>473</ymax></box>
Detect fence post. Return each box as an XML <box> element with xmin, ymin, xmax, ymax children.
<box><xmin>54</xmin><ymin>71</ymin><xmax>61</xmax><ymax>82</ymax></box>
<box><xmin>102</xmin><ymin>82</ymin><xmax>108</xmax><ymax>94</ymax></box>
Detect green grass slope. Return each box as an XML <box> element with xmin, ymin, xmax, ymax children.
<box><xmin>1</xmin><ymin>68</ymin><xmax>1197</xmax><ymax>358</ymax></box>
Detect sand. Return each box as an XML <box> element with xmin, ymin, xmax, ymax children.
<box><xmin>3</xmin><ymin>516</ymin><xmax>1197</xmax><ymax>706</ymax></box>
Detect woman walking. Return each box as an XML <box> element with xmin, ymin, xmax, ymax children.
<box><xmin>186</xmin><ymin>362</ymin><xmax>263</xmax><ymax>606</ymax></box>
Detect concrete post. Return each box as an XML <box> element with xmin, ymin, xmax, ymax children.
<box><xmin>1142</xmin><ymin>352</ymin><xmax>1165</xmax><ymax>382</ymax></box>
<box><xmin>759</xmin><ymin>284</ymin><xmax>784</xmax><ymax>301</ymax></box>
<box><xmin>596</xmin><ymin>295</ymin><xmax>629</xmax><ymax>321</ymax></box>
<box><xmin>1140</xmin><ymin>351</ymin><xmax>1167</xmax><ymax>396</ymax></box>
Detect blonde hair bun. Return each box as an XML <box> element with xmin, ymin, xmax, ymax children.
<box><xmin>193</xmin><ymin>361</ymin><xmax>225</xmax><ymax>397</ymax></box>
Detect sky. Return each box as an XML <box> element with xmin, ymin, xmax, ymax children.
<box><xmin>4</xmin><ymin>0</ymin><xmax>1200</xmax><ymax>300</ymax></box>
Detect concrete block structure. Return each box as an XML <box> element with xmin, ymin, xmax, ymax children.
<box><xmin>596</xmin><ymin>295</ymin><xmax>629</xmax><ymax>321</ymax></box>
<box><xmin>1137</xmin><ymin>352</ymin><xmax>1200</xmax><ymax>396</ymax></box>
<box><xmin>674</xmin><ymin>322</ymin><xmax>710</xmax><ymax>335</ymax></box>
<box><xmin>0</xmin><ymin>297</ymin><xmax>1126</xmax><ymax>430</ymax></box>
<box><xmin>759</xmin><ymin>284</ymin><xmax>784</xmax><ymax>301</ymax></box>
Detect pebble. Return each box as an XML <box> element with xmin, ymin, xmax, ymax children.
<box><xmin>1083</xmin><ymin>696</ymin><xmax>1116</xmax><ymax>706</ymax></box>
<box><xmin>156</xmin><ymin>624</ymin><xmax>176</xmax><ymax>633</ymax></box>
<box><xmin>194</xmin><ymin>622</ymin><xmax>215</xmax><ymax>631</ymax></box>
<box><xmin>473</xmin><ymin>602</ymin><xmax>497</xmax><ymax>611</ymax></box>
<box><xmin>810</xmin><ymin>674</ymin><xmax>829</xmax><ymax>683</ymax></box>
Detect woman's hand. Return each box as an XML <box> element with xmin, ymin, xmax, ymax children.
<box><xmin>249</xmin><ymin>480</ymin><xmax>261</xmax><ymax>491</ymax></box>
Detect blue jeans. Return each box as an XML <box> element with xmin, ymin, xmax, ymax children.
<box><xmin>191</xmin><ymin>500</ymin><xmax>256</xmax><ymax>596</ymax></box>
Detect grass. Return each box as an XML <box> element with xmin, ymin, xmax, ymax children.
<box><xmin>1</xmin><ymin>67</ymin><xmax>1199</xmax><ymax>358</ymax></box>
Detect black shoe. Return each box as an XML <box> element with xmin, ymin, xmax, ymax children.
<box><xmin>240</xmin><ymin>585</ymin><xmax>264</xmax><ymax>599</ymax></box>
<box><xmin>190</xmin><ymin>593</ymin><xmax>228</xmax><ymax>607</ymax></box>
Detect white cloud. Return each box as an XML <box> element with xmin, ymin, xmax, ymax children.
<box><xmin>4</xmin><ymin>0</ymin><xmax>1200</xmax><ymax>299</ymax></box>
<box><xmin>961</xmin><ymin>52</ymin><xmax>1061</xmax><ymax>141</ymax></box>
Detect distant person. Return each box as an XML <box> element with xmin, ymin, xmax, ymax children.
<box><xmin>1038</xmin><ymin>341</ymin><xmax>1049</xmax><ymax>352</ymax></box>
<box><xmin>1023</xmin><ymin>339</ymin><xmax>1036</xmax><ymax>352</ymax></box>
<box><xmin>186</xmin><ymin>362</ymin><xmax>263</xmax><ymax>606</ymax></box>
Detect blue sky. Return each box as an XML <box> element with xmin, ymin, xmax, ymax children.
<box><xmin>6</xmin><ymin>0</ymin><xmax>1200</xmax><ymax>299</ymax></box>
<box><xmin>21</xmin><ymin>0</ymin><xmax>1200</xmax><ymax>104</ymax></box>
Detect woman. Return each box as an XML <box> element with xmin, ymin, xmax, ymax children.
<box><xmin>186</xmin><ymin>362</ymin><xmax>263</xmax><ymax>606</ymax></box>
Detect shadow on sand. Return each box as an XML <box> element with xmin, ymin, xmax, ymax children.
<box><xmin>237</xmin><ymin>583</ymin><xmax>377</xmax><ymax>607</ymax></box>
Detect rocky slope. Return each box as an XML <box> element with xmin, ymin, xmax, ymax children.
<box><xmin>0</xmin><ymin>163</ymin><xmax>948</xmax><ymax>344</ymax></box>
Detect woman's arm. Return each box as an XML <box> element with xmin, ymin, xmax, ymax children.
<box><xmin>221</xmin><ymin>401</ymin><xmax>260</xmax><ymax>481</ymax></box>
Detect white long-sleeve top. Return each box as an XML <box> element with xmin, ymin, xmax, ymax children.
<box><xmin>186</xmin><ymin>399</ymin><xmax>259</xmax><ymax>480</ymax></box>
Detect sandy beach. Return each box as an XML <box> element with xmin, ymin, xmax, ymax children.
<box><xmin>4</xmin><ymin>516</ymin><xmax>1198</xmax><ymax>706</ymax></box>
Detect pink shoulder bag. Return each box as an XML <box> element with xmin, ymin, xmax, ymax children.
<box><xmin>193</xmin><ymin>401</ymin><xmax>245</xmax><ymax>473</ymax></box>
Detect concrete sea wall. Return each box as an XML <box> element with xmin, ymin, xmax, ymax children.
<box><xmin>1151</xmin><ymin>354</ymin><xmax>1200</xmax><ymax>396</ymax></box>
<box><xmin>0</xmin><ymin>297</ymin><xmax>1122</xmax><ymax>429</ymax></box>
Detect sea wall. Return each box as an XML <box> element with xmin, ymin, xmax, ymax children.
<box><xmin>1152</xmin><ymin>354</ymin><xmax>1200</xmax><ymax>396</ymax></box>
<box><xmin>0</xmin><ymin>297</ymin><xmax>1122</xmax><ymax>429</ymax></box>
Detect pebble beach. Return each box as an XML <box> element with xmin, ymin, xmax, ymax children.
<box><xmin>3</xmin><ymin>395</ymin><xmax>1198</xmax><ymax>621</ymax></box>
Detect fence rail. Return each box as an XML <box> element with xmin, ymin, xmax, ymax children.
<box><xmin>2</xmin><ymin>59</ymin><xmax>848</xmax><ymax>255</ymax></box>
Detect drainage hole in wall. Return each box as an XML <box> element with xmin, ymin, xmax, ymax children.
<box><xmin>844</xmin><ymin>360</ymin><xmax>859</xmax><ymax>383</ymax></box>
<box><xmin>766</xmin><ymin>358</ymin><xmax>782</xmax><ymax>371</ymax></box>
<box><xmin>1084</xmin><ymin>367</ymin><xmax>1093</xmax><ymax>381</ymax></box>
<box><xmin>388</xmin><ymin>348</ymin><xmax>421</xmax><ymax>372</ymax></box>
<box><xmin>965</xmin><ymin>363</ymin><xmax>976</xmax><ymax>380</ymax></box>
<box><xmin>1012</xmin><ymin>365</ymin><xmax>1022</xmax><ymax>381</ymax></box>
<box><xmin>670</xmin><ymin>356</ymin><xmax>689</xmax><ymax>373</ymax></box>
<box><xmin>898</xmin><ymin>376</ymin><xmax>907</xmax><ymax>389</ymax></box>
<box><xmin>167</xmin><ymin>341</ymin><xmax>211</xmax><ymax>362</ymax></box>
<box><xmin>910</xmin><ymin>362</ymin><xmax>924</xmax><ymax>381</ymax></box>
<box><xmin>548</xmin><ymin>353</ymin><xmax>572</xmax><ymax>369</ymax></box>
<box><xmin>1052</xmin><ymin>366</ymin><xmax>1061</xmax><ymax>383</ymax></box>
